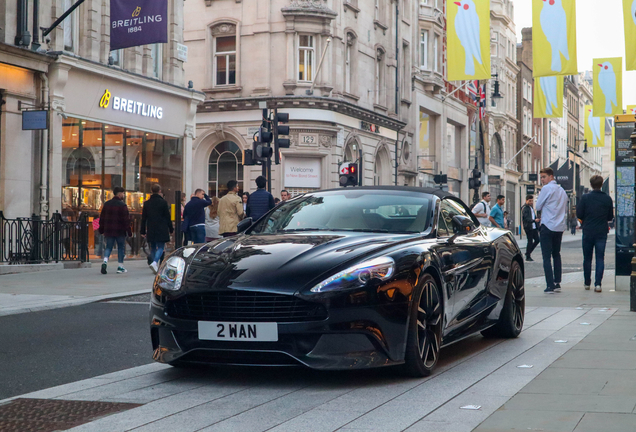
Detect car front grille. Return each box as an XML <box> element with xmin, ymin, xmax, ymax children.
<box><xmin>166</xmin><ymin>291</ymin><xmax>328</xmax><ymax>323</ymax></box>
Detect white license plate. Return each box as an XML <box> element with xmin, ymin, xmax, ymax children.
<box><xmin>198</xmin><ymin>321</ymin><xmax>278</xmax><ymax>342</ymax></box>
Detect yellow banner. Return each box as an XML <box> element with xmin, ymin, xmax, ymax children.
<box><xmin>419</xmin><ymin>112</ymin><xmax>430</xmax><ymax>153</ymax></box>
<box><xmin>585</xmin><ymin>105</ymin><xmax>606</xmax><ymax>147</ymax></box>
<box><xmin>447</xmin><ymin>0</ymin><xmax>491</xmax><ymax>81</ymax></box>
<box><xmin>593</xmin><ymin>58</ymin><xmax>623</xmax><ymax>117</ymax></box>
<box><xmin>611</xmin><ymin>124</ymin><xmax>615</xmax><ymax>161</ymax></box>
<box><xmin>532</xmin><ymin>0</ymin><xmax>578</xmax><ymax>77</ymax></box>
<box><xmin>627</xmin><ymin>105</ymin><xmax>636</xmax><ymax>115</ymax></box>
<box><xmin>534</xmin><ymin>76</ymin><xmax>563</xmax><ymax>118</ymax></box>
<box><xmin>624</xmin><ymin>0</ymin><xmax>636</xmax><ymax>70</ymax></box>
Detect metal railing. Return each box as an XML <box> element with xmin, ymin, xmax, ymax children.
<box><xmin>0</xmin><ymin>211</ymin><xmax>89</xmax><ymax>264</ymax></box>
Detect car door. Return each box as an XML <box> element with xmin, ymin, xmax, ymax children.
<box><xmin>437</xmin><ymin>199</ymin><xmax>493</xmax><ymax>334</ymax></box>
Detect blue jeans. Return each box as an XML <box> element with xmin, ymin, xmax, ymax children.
<box><xmin>189</xmin><ymin>225</ymin><xmax>206</xmax><ymax>244</ymax></box>
<box><xmin>149</xmin><ymin>241</ymin><xmax>165</xmax><ymax>264</ymax></box>
<box><xmin>104</xmin><ymin>236</ymin><xmax>126</xmax><ymax>264</ymax></box>
<box><xmin>540</xmin><ymin>225</ymin><xmax>563</xmax><ymax>289</ymax></box>
<box><xmin>583</xmin><ymin>232</ymin><xmax>608</xmax><ymax>286</ymax></box>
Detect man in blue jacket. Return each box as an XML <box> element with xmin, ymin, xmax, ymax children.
<box><xmin>576</xmin><ymin>175</ymin><xmax>614</xmax><ymax>292</ymax></box>
<box><xmin>247</xmin><ymin>176</ymin><xmax>275</xmax><ymax>221</ymax></box>
<box><xmin>183</xmin><ymin>189</ymin><xmax>212</xmax><ymax>244</ymax></box>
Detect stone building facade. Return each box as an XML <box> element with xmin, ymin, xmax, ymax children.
<box><xmin>184</xmin><ymin>0</ymin><xmax>413</xmax><ymax>199</ymax></box>
<box><xmin>1</xmin><ymin>0</ymin><xmax>202</xmax><ymax>257</ymax></box>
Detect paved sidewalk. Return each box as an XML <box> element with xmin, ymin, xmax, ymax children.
<box><xmin>0</xmin><ymin>260</ymin><xmax>156</xmax><ymax>316</ymax></box>
<box><xmin>2</xmin><ymin>272</ymin><xmax>634</xmax><ymax>431</ymax></box>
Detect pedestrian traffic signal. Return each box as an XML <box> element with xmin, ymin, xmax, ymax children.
<box><xmin>273</xmin><ymin>110</ymin><xmax>290</xmax><ymax>164</ymax></box>
<box><xmin>339</xmin><ymin>163</ymin><xmax>358</xmax><ymax>187</ymax></box>
<box><xmin>244</xmin><ymin>149</ymin><xmax>257</xmax><ymax>166</ymax></box>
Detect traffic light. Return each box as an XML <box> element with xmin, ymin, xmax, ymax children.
<box><xmin>273</xmin><ymin>110</ymin><xmax>290</xmax><ymax>164</ymax></box>
<box><xmin>252</xmin><ymin>127</ymin><xmax>273</xmax><ymax>163</ymax></box>
<box><xmin>468</xmin><ymin>169</ymin><xmax>482</xmax><ymax>189</ymax></box>
<box><xmin>339</xmin><ymin>163</ymin><xmax>358</xmax><ymax>187</ymax></box>
<box><xmin>244</xmin><ymin>149</ymin><xmax>256</xmax><ymax>166</ymax></box>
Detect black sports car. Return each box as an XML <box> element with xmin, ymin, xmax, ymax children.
<box><xmin>150</xmin><ymin>187</ymin><xmax>525</xmax><ymax>376</ymax></box>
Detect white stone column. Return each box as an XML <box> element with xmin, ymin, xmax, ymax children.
<box><xmin>47</xmin><ymin>62</ymin><xmax>71</xmax><ymax>216</ymax></box>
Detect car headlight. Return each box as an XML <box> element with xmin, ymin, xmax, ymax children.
<box><xmin>155</xmin><ymin>256</ymin><xmax>186</xmax><ymax>291</ymax></box>
<box><xmin>310</xmin><ymin>257</ymin><xmax>395</xmax><ymax>293</ymax></box>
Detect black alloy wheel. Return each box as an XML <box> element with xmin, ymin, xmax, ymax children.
<box><xmin>403</xmin><ymin>273</ymin><xmax>443</xmax><ymax>377</ymax></box>
<box><xmin>482</xmin><ymin>260</ymin><xmax>525</xmax><ymax>338</ymax></box>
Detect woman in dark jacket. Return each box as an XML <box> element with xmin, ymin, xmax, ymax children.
<box><xmin>140</xmin><ymin>184</ymin><xmax>174</xmax><ymax>273</ymax></box>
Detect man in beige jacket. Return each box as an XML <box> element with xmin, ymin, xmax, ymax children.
<box><xmin>218</xmin><ymin>180</ymin><xmax>244</xmax><ymax>237</ymax></box>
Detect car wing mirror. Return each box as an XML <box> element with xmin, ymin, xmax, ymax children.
<box><xmin>448</xmin><ymin>216</ymin><xmax>475</xmax><ymax>244</ymax></box>
<box><xmin>237</xmin><ymin>217</ymin><xmax>253</xmax><ymax>233</ymax></box>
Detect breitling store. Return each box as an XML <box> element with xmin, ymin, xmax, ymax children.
<box><xmin>48</xmin><ymin>59</ymin><xmax>202</xmax><ymax>257</ymax></box>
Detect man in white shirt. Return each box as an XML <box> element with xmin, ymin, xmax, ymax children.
<box><xmin>471</xmin><ymin>191</ymin><xmax>492</xmax><ymax>227</ymax></box>
<box><xmin>535</xmin><ymin>167</ymin><xmax>568</xmax><ymax>294</ymax></box>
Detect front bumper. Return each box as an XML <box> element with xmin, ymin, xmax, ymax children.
<box><xmin>149</xmin><ymin>293</ymin><xmax>410</xmax><ymax>370</ymax></box>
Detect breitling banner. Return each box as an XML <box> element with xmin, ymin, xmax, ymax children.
<box><xmin>593</xmin><ymin>58</ymin><xmax>623</xmax><ymax>117</ymax></box>
<box><xmin>624</xmin><ymin>0</ymin><xmax>636</xmax><ymax>70</ymax></box>
<box><xmin>110</xmin><ymin>0</ymin><xmax>167</xmax><ymax>51</ymax></box>
<box><xmin>584</xmin><ymin>105</ymin><xmax>606</xmax><ymax>147</ymax></box>
<box><xmin>447</xmin><ymin>0</ymin><xmax>491</xmax><ymax>81</ymax></box>
<box><xmin>532</xmin><ymin>0</ymin><xmax>578</xmax><ymax>77</ymax></box>
<box><xmin>534</xmin><ymin>75</ymin><xmax>563</xmax><ymax>118</ymax></box>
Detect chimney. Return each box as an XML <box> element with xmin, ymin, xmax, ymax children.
<box><xmin>521</xmin><ymin>28</ymin><xmax>532</xmax><ymax>69</ymax></box>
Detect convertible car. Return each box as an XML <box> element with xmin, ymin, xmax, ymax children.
<box><xmin>150</xmin><ymin>187</ymin><xmax>525</xmax><ymax>376</ymax></box>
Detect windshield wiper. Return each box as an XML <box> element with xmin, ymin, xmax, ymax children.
<box><xmin>276</xmin><ymin>228</ymin><xmax>331</xmax><ymax>233</ymax></box>
<box><xmin>338</xmin><ymin>228</ymin><xmax>390</xmax><ymax>233</ymax></box>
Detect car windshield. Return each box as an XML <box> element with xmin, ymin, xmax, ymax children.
<box><xmin>250</xmin><ymin>190</ymin><xmax>436</xmax><ymax>235</ymax></box>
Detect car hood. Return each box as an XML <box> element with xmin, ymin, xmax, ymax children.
<box><xmin>183</xmin><ymin>232</ymin><xmax>418</xmax><ymax>294</ymax></box>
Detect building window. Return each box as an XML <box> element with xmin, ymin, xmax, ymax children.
<box><xmin>298</xmin><ymin>35</ymin><xmax>315</xmax><ymax>82</ymax></box>
<box><xmin>345</xmin><ymin>33</ymin><xmax>356</xmax><ymax>94</ymax></box>
<box><xmin>402</xmin><ymin>42</ymin><xmax>410</xmax><ymax>101</ymax></box>
<box><xmin>420</xmin><ymin>30</ymin><xmax>428</xmax><ymax>69</ymax></box>
<box><xmin>433</xmin><ymin>34</ymin><xmax>439</xmax><ymax>72</ymax></box>
<box><xmin>110</xmin><ymin>49</ymin><xmax>122</xmax><ymax>67</ymax></box>
<box><xmin>208</xmin><ymin>141</ymin><xmax>244</xmax><ymax>197</ymax></box>
<box><xmin>491</xmin><ymin>32</ymin><xmax>498</xmax><ymax>57</ymax></box>
<box><xmin>150</xmin><ymin>44</ymin><xmax>162</xmax><ymax>79</ymax></box>
<box><xmin>375</xmin><ymin>48</ymin><xmax>385</xmax><ymax>106</ymax></box>
<box><xmin>491</xmin><ymin>133</ymin><xmax>503</xmax><ymax>167</ymax></box>
<box><xmin>62</xmin><ymin>0</ymin><xmax>77</xmax><ymax>52</ymax></box>
<box><xmin>214</xmin><ymin>35</ymin><xmax>236</xmax><ymax>86</ymax></box>
<box><xmin>375</xmin><ymin>0</ymin><xmax>380</xmax><ymax>20</ymax></box>
<box><xmin>523</xmin><ymin>111</ymin><xmax>527</xmax><ymax>135</ymax></box>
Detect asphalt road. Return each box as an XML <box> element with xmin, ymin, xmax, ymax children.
<box><xmin>0</xmin><ymin>302</ymin><xmax>152</xmax><ymax>400</ymax></box>
<box><xmin>522</xmin><ymin>235</ymin><xmax>615</xmax><ymax>279</ymax></box>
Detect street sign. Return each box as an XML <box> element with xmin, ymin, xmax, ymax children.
<box><xmin>22</xmin><ymin>110</ymin><xmax>48</xmax><ymax>130</ymax></box>
<box><xmin>526</xmin><ymin>185</ymin><xmax>536</xmax><ymax>194</ymax></box>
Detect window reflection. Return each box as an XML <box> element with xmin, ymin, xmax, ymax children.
<box><xmin>62</xmin><ymin>117</ymin><xmax>182</xmax><ymax>259</ymax></box>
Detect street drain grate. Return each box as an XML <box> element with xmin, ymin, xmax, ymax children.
<box><xmin>0</xmin><ymin>398</ymin><xmax>141</xmax><ymax>431</ymax></box>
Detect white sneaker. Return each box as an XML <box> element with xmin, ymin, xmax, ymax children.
<box><xmin>594</xmin><ymin>285</ymin><xmax>602</xmax><ymax>293</ymax></box>
<box><xmin>584</xmin><ymin>285</ymin><xmax>591</xmax><ymax>290</ymax></box>
<box><xmin>149</xmin><ymin>262</ymin><xmax>159</xmax><ymax>274</ymax></box>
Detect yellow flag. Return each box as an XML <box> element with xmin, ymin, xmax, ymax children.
<box><xmin>532</xmin><ymin>0</ymin><xmax>578</xmax><ymax>77</ymax></box>
<box><xmin>593</xmin><ymin>58</ymin><xmax>623</xmax><ymax>117</ymax></box>
<box><xmin>585</xmin><ymin>105</ymin><xmax>606</xmax><ymax>147</ymax></box>
<box><xmin>447</xmin><ymin>0</ymin><xmax>491</xmax><ymax>81</ymax></box>
<box><xmin>534</xmin><ymin>76</ymin><xmax>563</xmax><ymax>118</ymax></box>
<box><xmin>627</xmin><ymin>105</ymin><xmax>636</xmax><ymax>115</ymax></box>
<box><xmin>624</xmin><ymin>0</ymin><xmax>636</xmax><ymax>70</ymax></box>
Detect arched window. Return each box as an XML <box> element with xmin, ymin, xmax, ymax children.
<box><xmin>374</xmin><ymin>147</ymin><xmax>391</xmax><ymax>185</ymax></box>
<box><xmin>343</xmin><ymin>138</ymin><xmax>359</xmax><ymax>162</ymax></box>
<box><xmin>65</xmin><ymin>147</ymin><xmax>95</xmax><ymax>185</ymax></box>
<box><xmin>375</xmin><ymin>48</ymin><xmax>385</xmax><ymax>106</ymax></box>
<box><xmin>490</xmin><ymin>133</ymin><xmax>503</xmax><ymax>167</ymax></box>
<box><xmin>208</xmin><ymin>141</ymin><xmax>243</xmax><ymax>197</ymax></box>
<box><xmin>345</xmin><ymin>32</ymin><xmax>356</xmax><ymax>94</ymax></box>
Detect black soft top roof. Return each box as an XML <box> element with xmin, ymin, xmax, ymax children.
<box><xmin>316</xmin><ymin>186</ymin><xmax>455</xmax><ymax>200</ymax></box>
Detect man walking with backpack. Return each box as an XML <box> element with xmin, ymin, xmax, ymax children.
<box><xmin>140</xmin><ymin>184</ymin><xmax>174</xmax><ymax>274</ymax></box>
<box><xmin>471</xmin><ymin>192</ymin><xmax>492</xmax><ymax>227</ymax></box>
<box><xmin>521</xmin><ymin>195</ymin><xmax>540</xmax><ymax>262</ymax></box>
<box><xmin>98</xmin><ymin>186</ymin><xmax>132</xmax><ymax>274</ymax></box>
<box><xmin>577</xmin><ymin>175</ymin><xmax>614</xmax><ymax>292</ymax></box>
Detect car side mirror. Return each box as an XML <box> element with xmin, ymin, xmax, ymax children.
<box><xmin>448</xmin><ymin>215</ymin><xmax>475</xmax><ymax>243</ymax></box>
<box><xmin>237</xmin><ymin>217</ymin><xmax>253</xmax><ymax>234</ymax></box>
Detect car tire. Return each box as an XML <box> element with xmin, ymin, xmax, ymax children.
<box><xmin>403</xmin><ymin>273</ymin><xmax>443</xmax><ymax>377</ymax></box>
<box><xmin>481</xmin><ymin>260</ymin><xmax>525</xmax><ymax>339</ymax></box>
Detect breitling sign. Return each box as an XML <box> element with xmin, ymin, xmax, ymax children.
<box><xmin>98</xmin><ymin>89</ymin><xmax>164</xmax><ymax>119</ymax></box>
<box><xmin>110</xmin><ymin>0</ymin><xmax>168</xmax><ymax>51</ymax></box>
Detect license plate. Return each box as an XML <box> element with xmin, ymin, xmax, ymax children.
<box><xmin>198</xmin><ymin>321</ymin><xmax>278</xmax><ymax>342</ymax></box>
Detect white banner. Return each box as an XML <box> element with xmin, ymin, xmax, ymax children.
<box><xmin>284</xmin><ymin>158</ymin><xmax>321</xmax><ymax>188</ymax></box>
